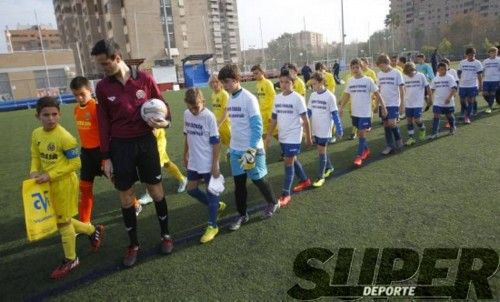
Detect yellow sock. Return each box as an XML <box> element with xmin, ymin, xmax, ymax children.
<box><xmin>165</xmin><ymin>162</ymin><xmax>185</xmax><ymax>182</ymax></box>
<box><xmin>71</xmin><ymin>218</ymin><xmax>95</xmax><ymax>236</ymax></box>
<box><xmin>59</xmin><ymin>224</ymin><xmax>77</xmax><ymax>260</ymax></box>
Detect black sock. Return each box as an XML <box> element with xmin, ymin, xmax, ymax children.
<box><xmin>122</xmin><ymin>206</ymin><xmax>139</xmax><ymax>246</ymax></box>
<box><xmin>154</xmin><ymin>197</ymin><xmax>169</xmax><ymax>237</ymax></box>
<box><xmin>234</xmin><ymin>174</ymin><xmax>248</xmax><ymax>216</ymax></box>
<box><xmin>252</xmin><ymin>178</ymin><xmax>277</xmax><ymax>205</ymax></box>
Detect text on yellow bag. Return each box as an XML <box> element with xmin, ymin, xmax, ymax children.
<box><xmin>22</xmin><ymin>179</ymin><xmax>58</xmax><ymax>241</ymax></box>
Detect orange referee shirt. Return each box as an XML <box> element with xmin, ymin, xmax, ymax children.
<box><xmin>74</xmin><ymin>99</ymin><xmax>100</xmax><ymax>149</ymax></box>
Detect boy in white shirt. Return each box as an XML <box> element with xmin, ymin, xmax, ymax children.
<box><xmin>218</xmin><ymin>64</ymin><xmax>279</xmax><ymax>231</ymax></box>
<box><xmin>265</xmin><ymin>69</ymin><xmax>313</xmax><ymax>207</ymax></box>
<box><xmin>402</xmin><ymin>62</ymin><xmax>432</xmax><ymax>145</ymax></box>
<box><xmin>428</xmin><ymin>63</ymin><xmax>458</xmax><ymax>139</ymax></box>
<box><xmin>340</xmin><ymin>59</ymin><xmax>387</xmax><ymax>168</ymax></box>
<box><xmin>482</xmin><ymin>47</ymin><xmax>499</xmax><ymax>113</ymax></box>
<box><xmin>307</xmin><ymin>72</ymin><xmax>343</xmax><ymax>188</ymax></box>
<box><xmin>183</xmin><ymin>88</ymin><xmax>226</xmax><ymax>243</ymax></box>
<box><xmin>376</xmin><ymin>54</ymin><xmax>405</xmax><ymax>155</ymax></box>
<box><xmin>458</xmin><ymin>48</ymin><xmax>483</xmax><ymax>123</ymax></box>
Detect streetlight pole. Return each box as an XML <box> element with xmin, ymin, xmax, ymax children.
<box><xmin>341</xmin><ymin>0</ymin><xmax>346</xmax><ymax>64</ymax></box>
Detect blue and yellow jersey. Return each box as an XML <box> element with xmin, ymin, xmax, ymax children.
<box><xmin>293</xmin><ymin>77</ymin><xmax>306</xmax><ymax>97</ymax></box>
<box><xmin>255</xmin><ymin>78</ymin><xmax>276</xmax><ymax>116</ymax></box>
<box><xmin>30</xmin><ymin>124</ymin><xmax>81</xmax><ymax>181</ymax></box>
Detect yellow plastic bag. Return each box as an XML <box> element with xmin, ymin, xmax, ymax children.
<box><xmin>22</xmin><ymin>179</ymin><xmax>58</xmax><ymax>242</ymax></box>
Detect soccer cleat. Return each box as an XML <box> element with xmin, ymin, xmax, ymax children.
<box><xmin>200</xmin><ymin>226</ymin><xmax>219</xmax><ymax>243</ymax></box>
<box><xmin>90</xmin><ymin>224</ymin><xmax>104</xmax><ymax>252</ymax></box>
<box><xmin>292</xmin><ymin>179</ymin><xmax>312</xmax><ymax>193</ymax></box>
<box><xmin>444</xmin><ymin>122</ymin><xmax>450</xmax><ymax>129</ymax></box>
<box><xmin>177</xmin><ymin>177</ymin><xmax>188</xmax><ymax>193</ymax></box>
<box><xmin>312</xmin><ymin>178</ymin><xmax>325</xmax><ymax>188</ymax></box>
<box><xmin>160</xmin><ymin>235</ymin><xmax>174</xmax><ymax>254</ymax></box>
<box><xmin>353</xmin><ymin>156</ymin><xmax>363</xmax><ymax>168</ymax></box>
<box><xmin>418</xmin><ymin>128</ymin><xmax>426</xmax><ymax>141</ymax></box>
<box><xmin>217</xmin><ymin>201</ymin><xmax>227</xmax><ymax>219</ymax></box>
<box><xmin>278</xmin><ymin>195</ymin><xmax>292</xmax><ymax>208</ymax></box>
<box><xmin>50</xmin><ymin>258</ymin><xmax>80</xmax><ymax>279</ymax></box>
<box><xmin>381</xmin><ymin>146</ymin><xmax>394</xmax><ymax>155</ymax></box>
<box><xmin>349</xmin><ymin>133</ymin><xmax>357</xmax><ymax>140</ymax></box>
<box><xmin>135</xmin><ymin>204</ymin><xmax>143</xmax><ymax>216</ymax></box>
<box><xmin>485</xmin><ymin>108</ymin><xmax>492</xmax><ymax>114</ymax></box>
<box><xmin>405</xmin><ymin>137</ymin><xmax>416</xmax><ymax>146</ymax></box>
<box><xmin>263</xmin><ymin>202</ymin><xmax>279</xmax><ymax>218</ymax></box>
<box><xmin>449</xmin><ymin>127</ymin><xmax>457</xmax><ymax>135</ymax></box>
<box><xmin>123</xmin><ymin>245</ymin><xmax>139</xmax><ymax>267</ymax></box>
<box><xmin>323</xmin><ymin>167</ymin><xmax>335</xmax><ymax>178</ymax></box>
<box><xmin>464</xmin><ymin>116</ymin><xmax>471</xmax><ymax>124</ymax></box>
<box><xmin>427</xmin><ymin>134</ymin><xmax>438</xmax><ymax>140</ymax></box>
<box><xmin>229</xmin><ymin>214</ymin><xmax>249</xmax><ymax>231</ymax></box>
<box><xmin>361</xmin><ymin>148</ymin><xmax>371</xmax><ymax>160</ymax></box>
<box><xmin>329</xmin><ymin>137</ymin><xmax>337</xmax><ymax>144</ymax></box>
<box><xmin>138</xmin><ymin>193</ymin><xmax>153</xmax><ymax>205</ymax></box>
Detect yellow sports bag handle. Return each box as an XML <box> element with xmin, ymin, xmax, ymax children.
<box><xmin>22</xmin><ymin>179</ymin><xmax>58</xmax><ymax>242</ymax></box>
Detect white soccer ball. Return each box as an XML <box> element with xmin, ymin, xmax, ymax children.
<box><xmin>141</xmin><ymin>98</ymin><xmax>168</xmax><ymax>122</ymax></box>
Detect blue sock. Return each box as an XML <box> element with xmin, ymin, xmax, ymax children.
<box><xmin>473</xmin><ymin>100</ymin><xmax>478</xmax><ymax>113</ymax></box>
<box><xmin>392</xmin><ymin>126</ymin><xmax>402</xmax><ymax>141</ymax></box>
<box><xmin>447</xmin><ymin>115</ymin><xmax>455</xmax><ymax>129</ymax></box>
<box><xmin>357</xmin><ymin>137</ymin><xmax>367</xmax><ymax>155</ymax></box>
<box><xmin>416</xmin><ymin>121</ymin><xmax>424</xmax><ymax>129</ymax></box>
<box><xmin>466</xmin><ymin>102</ymin><xmax>473</xmax><ymax>117</ymax></box>
<box><xmin>206</xmin><ymin>191</ymin><xmax>219</xmax><ymax>227</ymax></box>
<box><xmin>460</xmin><ymin>101</ymin><xmax>465</xmax><ymax>115</ymax></box>
<box><xmin>326</xmin><ymin>157</ymin><xmax>333</xmax><ymax>170</ymax></box>
<box><xmin>384</xmin><ymin>127</ymin><xmax>395</xmax><ymax>148</ymax></box>
<box><xmin>283</xmin><ymin>165</ymin><xmax>294</xmax><ymax>196</ymax></box>
<box><xmin>294</xmin><ymin>160</ymin><xmax>308</xmax><ymax>181</ymax></box>
<box><xmin>318</xmin><ymin>153</ymin><xmax>327</xmax><ymax>178</ymax></box>
<box><xmin>486</xmin><ymin>95</ymin><xmax>494</xmax><ymax>107</ymax></box>
<box><xmin>187</xmin><ymin>188</ymin><xmax>208</xmax><ymax>206</ymax></box>
<box><xmin>432</xmin><ymin>117</ymin><xmax>440</xmax><ymax>135</ymax></box>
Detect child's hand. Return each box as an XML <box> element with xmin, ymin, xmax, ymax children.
<box><xmin>211</xmin><ymin>167</ymin><xmax>220</xmax><ymax>179</ymax></box>
<box><xmin>264</xmin><ymin>135</ymin><xmax>271</xmax><ymax>150</ymax></box>
<box><xmin>30</xmin><ymin>172</ymin><xmax>41</xmax><ymax>178</ymax></box>
<box><xmin>380</xmin><ymin>107</ymin><xmax>388</xmax><ymax>119</ymax></box>
<box><xmin>445</xmin><ymin>97</ymin><xmax>451</xmax><ymax>105</ymax></box>
<box><xmin>34</xmin><ymin>173</ymin><xmax>50</xmax><ymax>184</ymax></box>
<box><xmin>339</xmin><ymin>107</ymin><xmax>344</xmax><ymax>116</ymax></box>
<box><xmin>305</xmin><ymin>135</ymin><xmax>313</xmax><ymax>146</ymax></box>
<box><xmin>336</xmin><ymin>131</ymin><xmax>344</xmax><ymax>140</ymax></box>
<box><xmin>102</xmin><ymin>159</ymin><xmax>113</xmax><ymax>180</ymax></box>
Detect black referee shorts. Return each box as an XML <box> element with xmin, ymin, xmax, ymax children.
<box><xmin>110</xmin><ymin>132</ymin><xmax>162</xmax><ymax>191</ymax></box>
<box><xmin>80</xmin><ymin>147</ymin><xmax>103</xmax><ymax>182</ymax></box>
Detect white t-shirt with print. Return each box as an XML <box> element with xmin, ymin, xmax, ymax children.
<box><xmin>272</xmin><ymin>91</ymin><xmax>307</xmax><ymax>144</ymax></box>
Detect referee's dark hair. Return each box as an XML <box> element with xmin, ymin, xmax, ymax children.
<box><xmin>91</xmin><ymin>39</ymin><xmax>121</xmax><ymax>59</ymax></box>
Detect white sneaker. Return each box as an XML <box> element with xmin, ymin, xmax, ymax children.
<box><xmin>229</xmin><ymin>214</ymin><xmax>249</xmax><ymax>231</ymax></box>
<box><xmin>138</xmin><ymin>193</ymin><xmax>153</xmax><ymax>205</ymax></box>
<box><xmin>177</xmin><ymin>177</ymin><xmax>187</xmax><ymax>193</ymax></box>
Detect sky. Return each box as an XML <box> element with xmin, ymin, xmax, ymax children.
<box><xmin>0</xmin><ymin>0</ymin><xmax>390</xmax><ymax>52</ymax></box>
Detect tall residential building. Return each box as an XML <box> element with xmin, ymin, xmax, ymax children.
<box><xmin>53</xmin><ymin>0</ymin><xmax>241</xmax><ymax>78</ymax></box>
<box><xmin>292</xmin><ymin>31</ymin><xmax>324</xmax><ymax>51</ymax></box>
<box><xmin>5</xmin><ymin>25</ymin><xmax>62</xmax><ymax>52</ymax></box>
<box><xmin>389</xmin><ymin>0</ymin><xmax>500</xmax><ymax>49</ymax></box>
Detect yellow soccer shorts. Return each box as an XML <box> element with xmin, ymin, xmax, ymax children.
<box><xmin>51</xmin><ymin>172</ymin><xmax>79</xmax><ymax>223</ymax></box>
<box><xmin>219</xmin><ymin>127</ymin><xmax>231</xmax><ymax>147</ymax></box>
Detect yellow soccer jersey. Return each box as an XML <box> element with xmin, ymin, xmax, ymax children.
<box><xmin>364</xmin><ymin>68</ymin><xmax>378</xmax><ymax>82</ymax></box>
<box><xmin>395</xmin><ymin>66</ymin><xmax>404</xmax><ymax>74</ymax></box>
<box><xmin>211</xmin><ymin>89</ymin><xmax>231</xmax><ymax>145</ymax></box>
<box><xmin>255</xmin><ymin>78</ymin><xmax>276</xmax><ymax>115</ymax></box>
<box><xmin>324</xmin><ymin>72</ymin><xmax>336</xmax><ymax>93</ymax></box>
<box><xmin>293</xmin><ymin>77</ymin><xmax>306</xmax><ymax>96</ymax></box>
<box><xmin>30</xmin><ymin>124</ymin><xmax>81</xmax><ymax>181</ymax></box>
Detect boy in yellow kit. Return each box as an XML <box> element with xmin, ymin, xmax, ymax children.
<box><xmin>209</xmin><ymin>75</ymin><xmax>231</xmax><ymax>148</ymax></box>
<box><xmin>286</xmin><ymin>63</ymin><xmax>307</xmax><ymax>97</ymax></box>
<box><xmin>30</xmin><ymin>97</ymin><xmax>103</xmax><ymax>279</ymax></box>
<box><xmin>251</xmin><ymin>65</ymin><xmax>276</xmax><ymax>137</ymax></box>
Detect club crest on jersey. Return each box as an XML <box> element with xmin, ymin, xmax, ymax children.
<box><xmin>136</xmin><ymin>89</ymin><xmax>146</xmax><ymax>99</ymax></box>
<box><xmin>47</xmin><ymin>143</ymin><xmax>55</xmax><ymax>152</ymax></box>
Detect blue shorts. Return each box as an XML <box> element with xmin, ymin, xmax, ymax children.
<box><xmin>187</xmin><ymin>170</ymin><xmax>211</xmax><ymax>183</ymax></box>
<box><xmin>459</xmin><ymin>87</ymin><xmax>478</xmax><ymax>98</ymax></box>
<box><xmin>230</xmin><ymin>150</ymin><xmax>268</xmax><ymax>180</ymax></box>
<box><xmin>380</xmin><ymin>106</ymin><xmax>400</xmax><ymax>120</ymax></box>
<box><xmin>433</xmin><ymin>106</ymin><xmax>455</xmax><ymax>115</ymax></box>
<box><xmin>351</xmin><ymin>117</ymin><xmax>372</xmax><ymax>130</ymax></box>
<box><xmin>483</xmin><ymin>81</ymin><xmax>499</xmax><ymax>93</ymax></box>
<box><xmin>280</xmin><ymin>143</ymin><xmax>301</xmax><ymax>157</ymax></box>
<box><xmin>313</xmin><ymin>136</ymin><xmax>330</xmax><ymax>146</ymax></box>
<box><xmin>405</xmin><ymin>107</ymin><xmax>423</xmax><ymax>119</ymax></box>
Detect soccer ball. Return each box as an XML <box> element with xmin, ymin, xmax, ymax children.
<box><xmin>141</xmin><ymin>98</ymin><xmax>168</xmax><ymax>122</ymax></box>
